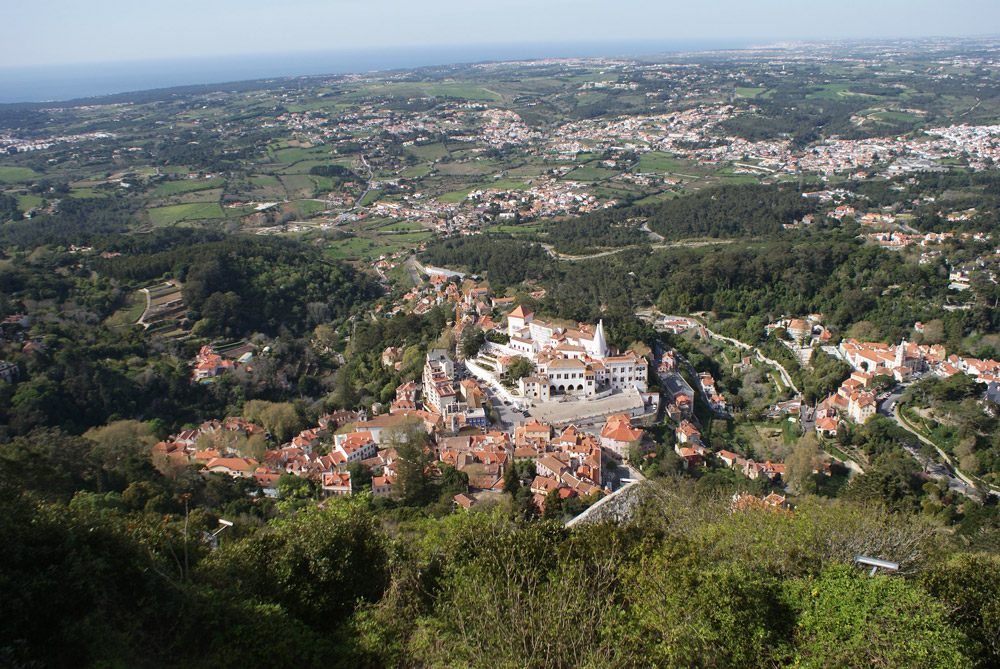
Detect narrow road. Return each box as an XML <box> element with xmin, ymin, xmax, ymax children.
<box><xmin>542</xmin><ymin>239</ymin><xmax>734</xmax><ymax>262</ymax></box>
<box><xmin>351</xmin><ymin>154</ymin><xmax>375</xmax><ymax>210</ymax></box>
<box><xmin>683</xmin><ymin>313</ymin><xmax>800</xmax><ymax>395</ymax></box>
<box><xmin>640</xmin><ymin>221</ymin><xmax>664</xmax><ymax>242</ymax></box>
<box><xmin>405</xmin><ymin>257</ymin><xmax>423</xmax><ymax>286</ymax></box>
<box><xmin>891</xmin><ymin>404</ymin><xmax>998</xmax><ymax>499</ymax></box>
<box><xmin>136</xmin><ymin>287</ymin><xmax>152</xmax><ymax>328</ymax></box>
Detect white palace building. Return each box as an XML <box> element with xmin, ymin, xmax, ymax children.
<box><xmin>497</xmin><ymin>306</ymin><xmax>648</xmax><ymax>401</ymax></box>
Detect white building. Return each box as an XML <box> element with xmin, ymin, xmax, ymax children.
<box><xmin>422</xmin><ymin>349</ymin><xmax>460</xmax><ymax>416</ymax></box>
<box><xmin>504</xmin><ymin>305</ymin><xmax>647</xmax><ymax>398</ymax></box>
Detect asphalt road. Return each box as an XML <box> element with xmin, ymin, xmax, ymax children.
<box><xmin>457</xmin><ymin>361</ymin><xmax>522</xmax><ymax>430</ymax></box>
<box><xmin>878</xmin><ymin>385</ymin><xmax>987</xmax><ymax>499</ymax></box>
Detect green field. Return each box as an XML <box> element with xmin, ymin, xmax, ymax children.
<box><xmin>405</xmin><ymin>142</ymin><xmax>451</xmax><ymax>161</ymax></box>
<box><xmin>871</xmin><ymin>110</ymin><xmax>924</xmax><ymax>123</ymax></box>
<box><xmin>438</xmin><ymin>188</ymin><xmax>473</xmax><ymax>203</ymax></box>
<box><xmin>564</xmin><ymin>165</ymin><xmax>619</xmax><ymax>182</ymax></box>
<box><xmin>379</xmin><ymin>219</ymin><xmax>426</xmax><ymax>232</ymax></box>
<box><xmin>360</xmin><ymin>189</ymin><xmax>383</xmax><ymax>207</ymax></box>
<box><xmin>279</xmin><ymin>174</ymin><xmax>316</xmax><ymax>197</ymax></box>
<box><xmin>424</xmin><ymin>84</ymin><xmax>502</xmax><ymax>101</ymax></box>
<box><xmin>152</xmin><ymin>178</ymin><xmax>224</xmax><ymax>197</ymax></box>
<box><xmin>285</xmin><ymin>199</ymin><xmax>327</xmax><ymax>216</ymax></box>
<box><xmin>325</xmin><ymin>237</ymin><xmax>405</xmax><ymax>260</ymax></box>
<box><xmin>105</xmin><ymin>292</ymin><xmax>147</xmax><ymax>328</ymax></box>
<box><xmin>635</xmin><ymin>152</ymin><xmax>694</xmax><ymax>174</ymax></box>
<box><xmin>735</xmin><ymin>87</ymin><xmax>766</xmax><ymax>98</ymax></box>
<box><xmin>401</xmin><ymin>165</ymin><xmax>432</xmax><ymax>178</ymax></box>
<box><xmin>16</xmin><ymin>194</ymin><xmax>43</xmax><ymax>211</ymax></box>
<box><xmin>273</xmin><ymin>146</ymin><xmax>329</xmax><ymax>163</ymax></box>
<box><xmin>148</xmin><ymin>202</ymin><xmax>224</xmax><ymax>226</ymax></box>
<box><xmin>488</xmin><ymin>179</ymin><xmax>529</xmax><ymax>190</ymax></box>
<box><xmin>807</xmin><ymin>83</ymin><xmax>878</xmax><ymax>100</ymax></box>
<box><xmin>494</xmin><ymin>223</ymin><xmax>544</xmax><ymax>235</ymax></box>
<box><xmin>382</xmin><ymin>231</ymin><xmax>433</xmax><ymax>244</ymax></box>
<box><xmin>0</xmin><ymin>166</ymin><xmax>38</xmax><ymax>183</ymax></box>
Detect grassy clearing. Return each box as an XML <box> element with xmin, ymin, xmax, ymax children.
<box><xmin>494</xmin><ymin>223</ymin><xmax>544</xmax><ymax>235</ymax></box>
<box><xmin>148</xmin><ymin>202</ymin><xmax>224</xmax><ymax>226</ymax></box>
<box><xmin>488</xmin><ymin>179</ymin><xmax>529</xmax><ymax>190</ymax></box>
<box><xmin>279</xmin><ymin>199</ymin><xmax>327</xmax><ymax>217</ymax></box>
<box><xmin>401</xmin><ymin>165</ymin><xmax>432</xmax><ymax>178</ymax></box>
<box><xmin>151</xmin><ymin>178</ymin><xmax>224</xmax><ymax>197</ymax></box>
<box><xmin>635</xmin><ymin>152</ymin><xmax>695</xmax><ymax>174</ymax></box>
<box><xmin>564</xmin><ymin>165</ymin><xmax>618</xmax><ymax>182</ymax></box>
<box><xmin>405</xmin><ymin>142</ymin><xmax>451</xmax><ymax>161</ymax></box>
<box><xmin>105</xmin><ymin>292</ymin><xmax>147</xmax><ymax>328</ymax></box>
<box><xmin>380</xmin><ymin>231</ymin><xmax>433</xmax><ymax>244</ymax></box>
<box><xmin>0</xmin><ymin>166</ymin><xmax>39</xmax><ymax>183</ymax></box>
<box><xmin>325</xmin><ymin>237</ymin><xmax>406</xmax><ymax>260</ymax></box>
<box><xmin>424</xmin><ymin>84</ymin><xmax>501</xmax><ymax>101</ymax></box>
<box><xmin>735</xmin><ymin>87</ymin><xmax>765</xmax><ymax>98</ymax></box>
<box><xmin>437</xmin><ymin>188</ymin><xmax>473</xmax><ymax>203</ymax></box>
<box><xmin>360</xmin><ymin>189</ymin><xmax>383</xmax><ymax>207</ymax></box>
<box><xmin>871</xmin><ymin>110</ymin><xmax>924</xmax><ymax>122</ymax></box>
<box><xmin>278</xmin><ymin>174</ymin><xmax>315</xmax><ymax>198</ymax></box>
<box><xmin>273</xmin><ymin>146</ymin><xmax>329</xmax><ymax>163</ymax></box>
<box><xmin>16</xmin><ymin>194</ymin><xmax>44</xmax><ymax>211</ymax></box>
<box><xmin>379</xmin><ymin>220</ymin><xmax>426</xmax><ymax>232</ymax></box>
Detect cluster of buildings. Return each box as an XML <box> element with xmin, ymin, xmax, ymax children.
<box><xmin>191</xmin><ymin>344</ymin><xmax>254</xmax><ymax>382</ymax></box>
<box><xmin>153</xmin><ymin>360</ymin><xmax>667</xmax><ymax>511</ymax></box>
<box><xmin>673</xmin><ymin>419</ymin><xmax>791</xmax><ymax>483</ymax></box>
<box><xmin>474</xmin><ymin>305</ymin><xmax>648</xmax><ymax>401</ymax></box>
<box><xmin>815</xmin><ymin>370</ymin><xmax>882</xmax><ymax>437</ymax></box>
<box><xmin>422</xmin><ymin>349</ymin><xmax>488</xmax><ymax>428</ymax></box>
<box><xmin>0</xmin><ymin>130</ymin><xmax>117</xmax><ymax>153</ymax></box>
<box><xmin>816</xmin><ymin>336</ymin><xmax>1000</xmax><ymax>435</ymax></box>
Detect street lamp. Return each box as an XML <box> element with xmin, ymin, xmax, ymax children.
<box><xmin>204</xmin><ymin>518</ymin><xmax>233</xmax><ymax>551</ymax></box>
<box><xmin>854</xmin><ymin>555</ymin><xmax>899</xmax><ymax>576</ymax></box>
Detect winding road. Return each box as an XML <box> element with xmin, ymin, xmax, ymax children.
<box><xmin>889</xmin><ymin>402</ymin><xmax>999</xmax><ymax>499</ymax></box>
<box><xmin>643</xmin><ymin>310</ymin><xmax>800</xmax><ymax>395</ymax></box>
<box><xmin>542</xmin><ymin>239</ymin><xmax>734</xmax><ymax>262</ymax></box>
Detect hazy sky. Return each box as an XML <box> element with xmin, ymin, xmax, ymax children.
<box><xmin>6</xmin><ymin>0</ymin><xmax>999</xmax><ymax>68</ymax></box>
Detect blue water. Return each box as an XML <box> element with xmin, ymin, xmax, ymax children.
<box><xmin>0</xmin><ymin>39</ymin><xmax>755</xmax><ymax>104</ymax></box>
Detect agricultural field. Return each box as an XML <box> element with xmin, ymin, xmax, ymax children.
<box><xmin>423</xmin><ymin>84</ymin><xmax>502</xmax><ymax>101</ymax></box>
<box><xmin>147</xmin><ymin>202</ymin><xmax>224</xmax><ymax>226</ymax></box>
<box><xmin>324</xmin><ymin>236</ymin><xmax>406</xmax><ymax>260</ymax></box>
<box><xmin>563</xmin><ymin>164</ymin><xmax>619</xmax><ymax>182</ymax></box>
<box><xmin>151</xmin><ymin>178</ymin><xmax>224</xmax><ymax>197</ymax></box>
<box><xmin>0</xmin><ymin>166</ymin><xmax>38</xmax><ymax>182</ymax></box>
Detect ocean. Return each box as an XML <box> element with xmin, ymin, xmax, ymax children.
<box><xmin>0</xmin><ymin>39</ymin><xmax>756</xmax><ymax>105</ymax></box>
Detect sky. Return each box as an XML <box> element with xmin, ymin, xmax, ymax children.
<box><xmin>5</xmin><ymin>0</ymin><xmax>1000</xmax><ymax>69</ymax></box>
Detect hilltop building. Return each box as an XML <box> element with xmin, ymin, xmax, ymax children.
<box><xmin>493</xmin><ymin>306</ymin><xmax>647</xmax><ymax>400</ymax></box>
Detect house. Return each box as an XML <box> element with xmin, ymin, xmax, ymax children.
<box><xmin>599</xmin><ymin>414</ymin><xmax>643</xmax><ymax>459</ymax></box>
<box><xmin>321</xmin><ymin>472</ymin><xmax>352</xmax><ymax>497</ymax></box>
<box><xmin>715</xmin><ymin>450</ymin><xmax>742</xmax><ymax>468</ymax></box>
<box><xmin>675</xmin><ymin>420</ymin><xmax>702</xmax><ymax>446</ymax></box>
<box><xmin>252</xmin><ymin>468</ymin><xmax>283</xmax><ymax>498</ymax></box>
<box><xmin>454</xmin><ymin>493</ymin><xmax>477</xmax><ymax>509</ymax></box>
<box><xmin>332</xmin><ymin>431</ymin><xmax>378</xmax><ymax>463</ymax></box>
<box><xmin>745</xmin><ymin>460</ymin><xmax>785</xmax><ymax>481</ymax></box>
<box><xmin>675</xmin><ymin>447</ymin><xmax>704</xmax><ymax>468</ymax></box>
<box><xmin>372</xmin><ymin>475</ymin><xmax>394</xmax><ymax>497</ymax></box>
<box><xmin>204</xmin><ymin>457</ymin><xmax>258</xmax><ymax>478</ymax></box>
<box><xmin>530</xmin><ymin>475</ymin><xmax>560</xmax><ymax>495</ymax></box>
<box><xmin>787</xmin><ymin>319</ymin><xmax>810</xmax><ymax>343</ymax></box>
<box><xmin>0</xmin><ymin>360</ymin><xmax>20</xmax><ymax>384</ymax></box>
<box><xmin>536</xmin><ymin>453</ymin><xmax>572</xmax><ymax>480</ymax></box>
<box><xmin>816</xmin><ymin>416</ymin><xmax>839</xmax><ymax>437</ymax></box>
